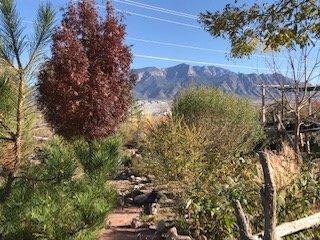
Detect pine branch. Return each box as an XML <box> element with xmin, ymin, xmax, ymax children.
<box><xmin>25</xmin><ymin>2</ymin><xmax>55</xmax><ymax>72</ymax></box>
<box><xmin>0</xmin><ymin>136</ymin><xmax>13</xmax><ymax>141</ymax></box>
<box><xmin>0</xmin><ymin>0</ymin><xmax>26</xmax><ymax>69</ymax></box>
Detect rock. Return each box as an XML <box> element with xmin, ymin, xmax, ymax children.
<box><xmin>124</xmin><ymin>189</ymin><xmax>144</xmax><ymax>205</ymax></box>
<box><xmin>132</xmin><ymin>176</ymin><xmax>149</xmax><ymax>184</ymax></box>
<box><xmin>147</xmin><ymin>174</ymin><xmax>156</xmax><ymax>182</ymax></box>
<box><xmin>115</xmin><ymin>168</ymin><xmax>132</xmax><ymax>180</ymax></box>
<box><xmin>130</xmin><ymin>175</ymin><xmax>136</xmax><ymax>182</ymax></box>
<box><xmin>125</xmin><ymin>148</ymin><xmax>138</xmax><ymax>157</ymax></box>
<box><xmin>126</xmin><ymin>189</ymin><xmax>144</xmax><ymax>198</ymax></box>
<box><xmin>134</xmin><ymin>184</ymin><xmax>145</xmax><ymax>190</ymax></box>
<box><xmin>139</xmin><ymin>176</ymin><xmax>149</xmax><ymax>183</ymax></box>
<box><xmin>135</xmin><ymin>153</ymin><xmax>142</xmax><ymax>159</ymax></box>
<box><xmin>131</xmin><ymin>218</ymin><xmax>142</xmax><ymax>229</ymax></box>
<box><xmin>148</xmin><ymin>224</ymin><xmax>156</xmax><ymax>230</ymax></box>
<box><xmin>115</xmin><ymin>171</ymin><xmax>129</xmax><ymax>180</ymax></box>
<box><xmin>117</xmin><ymin>195</ymin><xmax>125</xmax><ymax>208</ymax></box>
<box><xmin>143</xmin><ymin>203</ymin><xmax>160</xmax><ymax>215</ymax></box>
<box><xmin>151</xmin><ymin>203</ymin><xmax>160</xmax><ymax>215</ymax></box>
<box><xmin>166</xmin><ymin>227</ymin><xmax>178</xmax><ymax>240</ymax></box>
<box><xmin>163</xmin><ymin>226</ymin><xmax>192</xmax><ymax>240</ymax></box>
<box><xmin>134</xmin><ymin>176</ymin><xmax>143</xmax><ymax>183</ymax></box>
<box><xmin>156</xmin><ymin>220</ymin><xmax>167</xmax><ymax>234</ymax></box>
<box><xmin>177</xmin><ymin>236</ymin><xmax>192</xmax><ymax>240</ymax></box>
<box><xmin>132</xmin><ymin>189</ymin><xmax>162</xmax><ymax>206</ymax></box>
<box><xmin>136</xmin><ymin>233</ymin><xmax>142</xmax><ymax>240</ymax></box>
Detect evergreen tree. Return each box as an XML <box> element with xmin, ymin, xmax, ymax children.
<box><xmin>0</xmin><ymin>0</ymin><xmax>54</xmax><ymax>203</ymax></box>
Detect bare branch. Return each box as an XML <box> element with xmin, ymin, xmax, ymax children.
<box><xmin>259</xmin><ymin>152</ymin><xmax>277</xmax><ymax>240</ymax></box>
<box><xmin>232</xmin><ymin>199</ymin><xmax>255</xmax><ymax>240</ymax></box>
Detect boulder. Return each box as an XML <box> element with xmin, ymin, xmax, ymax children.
<box><xmin>166</xmin><ymin>227</ymin><xmax>178</xmax><ymax>240</ymax></box>
<box><xmin>143</xmin><ymin>203</ymin><xmax>160</xmax><ymax>215</ymax></box>
<box><xmin>131</xmin><ymin>218</ymin><xmax>142</xmax><ymax>229</ymax></box>
<box><xmin>132</xmin><ymin>189</ymin><xmax>162</xmax><ymax>206</ymax></box>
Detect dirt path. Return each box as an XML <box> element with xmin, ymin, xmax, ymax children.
<box><xmin>99</xmin><ymin>207</ymin><xmax>156</xmax><ymax>240</ymax></box>
<box><xmin>99</xmin><ymin>171</ymin><xmax>159</xmax><ymax>240</ymax></box>
<box><xmin>97</xmin><ymin>164</ymin><xmax>184</xmax><ymax>240</ymax></box>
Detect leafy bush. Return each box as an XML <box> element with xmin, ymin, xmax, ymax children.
<box><xmin>135</xmin><ymin>118</ymin><xmax>209</xmax><ymax>189</ymax></box>
<box><xmin>0</xmin><ymin>137</ymin><xmax>122</xmax><ymax>239</ymax></box>
<box><xmin>136</xmin><ymin>87</ymin><xmax>264</xmax><ymax>239</ymax></box>
<box><xmin>172</xmin><ymin>87</ymin><xmax>263</xmax><ymax>152</ymax></box>
<box><xmin>278</xmin><ymin>161</ymin><xmax>320</xmax><ymax>239</ymax></box>
<box><xmin>137</xmin><ymin>87</ymin><xmax>320</xmax><ymax>239</ymax></box>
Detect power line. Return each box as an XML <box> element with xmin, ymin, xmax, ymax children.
<box><xmin>128</xmin><ymin>37</ymin><xmax>287</xmax><ymax>60</ymax></box>
<box><xmin>112</xmin><ymin>8</ymin><xmax>201</xmax><ymax>29</ymax></box>
<box><xmin>120</xmin><ymin>0</ymin><xmax>197</xmax><ymax>19</ymax></box>
<box><xmin>113</xmin><ymin>0</ymin><xmax>197</xmax><ymax>20</ymax></box>
<box><xmin>128</xmin><ymin>37</ymin><xmax>228</xmax><ymax>53</ymax></box>
<box><xmin>133</xmin><ymin>54</ymin><xmax>269</xmax><ymax>71</ymax></box>
<box><xmin>97</xmin><ymin>4</ymin><xmax>200</xmax><ymax>29</ymax></box>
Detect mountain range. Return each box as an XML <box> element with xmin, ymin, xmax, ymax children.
<box><xmin>132</xmin><ymin>63</ymin><xmax>287</xmax><ymax>100</ymax></box>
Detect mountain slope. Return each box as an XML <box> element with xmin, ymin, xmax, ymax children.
<box><xmin>132</xmin><ymin>63</ymin><xmax>287</xmax><ymax>99</ymax></box>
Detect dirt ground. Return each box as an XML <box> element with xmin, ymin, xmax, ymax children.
<box><xmin>99</xmin><ymin>207</ymin><xmax>157</xmax><ymax>240</ymax></box>
<box><xmin>98</xmin><ymin>174</ymin><xmax>159</xmax><ymax>240</ymax></box>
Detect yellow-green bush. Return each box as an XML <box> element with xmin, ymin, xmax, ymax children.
<box><xmin>137</xmin><ymin>87</ymin><xmax>320</xmax><ymax>239</ymax></box>
<box><xmin>137</xmin><ymin>87</ymin><xmax>264</xmax><ymax>239</ymax></box>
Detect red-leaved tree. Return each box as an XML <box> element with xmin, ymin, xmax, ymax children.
<box><xmin>38</xmin><ymin>0</ymin><xmax>135</xmax><ymax>141</ymax></box>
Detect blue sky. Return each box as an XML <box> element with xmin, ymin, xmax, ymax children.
<box><xmin>17</xmin><ymin>0</ymin><xmax>284</xmax><ymax>74</ymax></box>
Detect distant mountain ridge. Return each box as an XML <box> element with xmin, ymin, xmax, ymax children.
<box><xmin>132</xmin><ymin>63</ymin><xmax>288</xmax><ymax>100</ymax></box>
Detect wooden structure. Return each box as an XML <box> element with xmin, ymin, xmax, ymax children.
<box><xmin>258</xmin><ymin>84</ymin><xmax>320</xmax><ymax>124</ymax></box>
<box><xmin>234</xmin><ymin>152</ymin><xmax>320</xmax><ymax>240</ymax></box>
<box><xmin>258</xmin><ymin>84</ymin><xmax>320</xmax><ymax>154</ymax></box>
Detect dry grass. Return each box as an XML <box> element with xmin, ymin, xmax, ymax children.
<box><xmin>264</xmin><ymin>143</ymin><xmax>300</xmax><ymax>189</ymax></box>
<box><xmin>118</xmin><ymin>113</ymin><xmax>169</xmax><ymax>146</ymax></box>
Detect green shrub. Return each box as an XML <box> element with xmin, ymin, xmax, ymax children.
<box><xmin>136</xmin><ymin>118</ymin><xmax>209</xmax><ymax>188</ymax></box>
<box><xmin>278</xmin><ymin>161</ymin><xmax>320</xmax><ymax>239</ymax></box>
<box><xmin>74</xmin><ymin>137</ymin><xmax>123</xmax><ymax>177</ymax></box>
<box><xmin>172</xmin><ymin>87</ymin><xmax>263</xmax><ymax>153</ymax></box>
<box><xmin>138</xmin><ymin>87</ymin><xmax>320</xmax><ymax>239</ymax></box>
<box><xmin>137</xmin><ymin>87</ymin><xmax>264</xmax><ymax>239</ymax></box>
<box><xmin>0</xmin><ymin>137</ymin><xmax>121</xmax><ymax>240</ymax></box>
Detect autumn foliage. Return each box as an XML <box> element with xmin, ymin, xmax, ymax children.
<box><xmin>38</xmin><ymin>0</ymin><xmax>135</xmax><ymax>140</ymax></box>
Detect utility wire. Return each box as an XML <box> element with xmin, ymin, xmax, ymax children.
<box><xmin>113</xmin><ymin>8</ymin><xmax>201</xmax><ymax>29</ymax></box>
<box><xmin>120</xmin><ymin>0</ymin><xmax>197</xmax><ymax>19</ymax></box>
<box><xmin>113</xmin><ymin>0</ymin><xmax>197</xmax><ymax>20</ymax></box>
<box><xmin>128</xmin><ymin>37</ymin><xmax>287</xmax><ymax>60</ymax></box>
<box><xmin>128</xmin><ymin>37</ymin><xmax>226</xmax><ymax>53</ymax></box>
<box><xmin>134</xmin><ymin>54</ymin><xmax>268</xmax><ymax>71</ymax></box>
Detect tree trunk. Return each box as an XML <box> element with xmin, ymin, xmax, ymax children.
<box><xmin>0</xmin><ymin>172</ymin><xmax>15</xmax><ymax>204</ymax></box>
<box><xmin>232</xmin><ymin>200</ymin><xmax>255</xmax><ymax>240</ymax></box>
<box><xmin>293</xmin><ymin>112</ymin><xmax>301</xmax><ymax>158</ymax></box>
<box><xmin>14</xmin><ymin>75</ymin><xmax>24</xmax><ymax>170</ymax></box>
<box><xmin>259</xmin><ymin>152</ymin><xmax>277</xmax><ymax>240</ymax></box>
<box><xmin>88</xmin><ymin>140</ymin><xmax>94</xmax><ymax>160</ymax></box>
<box><xmin>275</xmin><ymin>114</ymin><xmax>294</xmax><ymax>148</ymax></box>
<box><xmin>0</xmin><ymin>75</ymin><xmax>24</xmax><ymax>205</ymax></box>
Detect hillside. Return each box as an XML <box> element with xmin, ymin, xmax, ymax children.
<box><xmin>133</xmin><ymin>63</ymin><xmax>288</xmax><ymax>100</ymax></box>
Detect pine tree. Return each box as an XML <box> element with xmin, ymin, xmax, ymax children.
<box><xmin>0</xmin><ymin>0</ymin><xmax>54</xmax><ymax>203</ymax></box>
